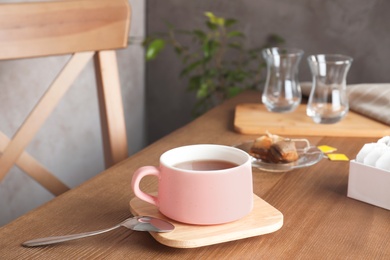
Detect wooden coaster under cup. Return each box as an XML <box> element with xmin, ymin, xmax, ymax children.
<box><xmin>129</xmin><ymin>194</ymin><xmax>283</xmax><ymax>248</ymax></box>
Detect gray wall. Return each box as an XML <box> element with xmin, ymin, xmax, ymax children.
<box><xmin>0</xmin><ymin>0</ymin><xmax>145</xmax><ymax>226</ymax></box>
<box><xmin>146</xmin><ymin>0</ymin><xmax>390</xmax><ymax>142</ymax></box>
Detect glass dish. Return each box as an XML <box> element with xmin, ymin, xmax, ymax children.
<box><xmin>234</xmin><ymin>141</ymin><xmax>324</xmax><ymax>172</ymax></box>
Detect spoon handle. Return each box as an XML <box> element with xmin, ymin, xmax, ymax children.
<box><xmin>22</xmin><ymin>225</ymin><xmax>121</xmax><ymax>247</ymax></box>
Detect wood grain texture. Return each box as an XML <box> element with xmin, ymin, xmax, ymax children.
<box><xmin>94</xmin><ymin>50</ymin><xmax>129</xmax><ymax>167</ymax></box>
<box><xmin>234</xmin><ymin>103</ymin><xmax>390</xmax><ymax>137</ymax></box>
<box><xmin>0</xmin><ymin>91</ymin><xmax>389</xmax><ymax>259</ymax></box>
<box><xmin>130</xmin><ymin>194</ymin><xmax>283</xmax><ymax>248</ymax></box>
<box><xmin>0</xmin><ymin>0</ymin><xmax>130</xmax><ymax>60</ymax></box>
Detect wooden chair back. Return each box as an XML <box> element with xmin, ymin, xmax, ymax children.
<box><xmin>0</xmin><ymin>0</ymin><xmax>131</xmax><ymax>196</ymax></box>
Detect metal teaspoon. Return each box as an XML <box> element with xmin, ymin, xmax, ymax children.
<box><xmin>22</xmin><ymin>216</ymin><xmax>174</xmax><ymax>247</ymax></box>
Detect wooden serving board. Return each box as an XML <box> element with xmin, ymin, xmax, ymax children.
<box><xmin>234</xmin><ymin>103</ymin><xmax>390</xmax><ymax>137</ymax></box>
<box><xmin>129</xmin><ymin>194</ymin><xmax>283</xmax><ymax>248</ymax></box>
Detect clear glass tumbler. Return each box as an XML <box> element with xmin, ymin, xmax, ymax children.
<box><xmin>262</xmin><ymin>47</ymin><xmax>304</xmax><ymax>113</ymax></box>
<box><xmin>306</xmin><ymin>54</ymin><xmax>353</xmax><ymax>124</ymax></box>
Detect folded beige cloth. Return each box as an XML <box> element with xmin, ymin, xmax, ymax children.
<box><xmin>348</xmin><ymin>84</ymin><xmax>390</xmax><ymax>126</ymax></box>
<box><xmin>301</xmin><ymin>82</ymin><xmax>390</xmax><ymax>126</ymax></box>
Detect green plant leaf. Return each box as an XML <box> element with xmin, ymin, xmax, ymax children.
<box><xmin>216</xmin><ymin>17</ymin><xmax>225</xmax><ymax>26</ymax></box>
<box><xmin>227</xmin><ymin>86</ymin><xmax>243</xmax><ymax>98</ymax></box>
<box><xmin>204</xmin><ymin>12</ymin><xmax>225</xmax><ymax>26</ymax></box>
<box><xmin>146</xmin><ymin>39</ymin><xmax>166</xmax><ymax>61</ymax></box>
<box><xmin>206</xmin><ymin>21</ymin><xmax>218</xmax><ymax>30</ymax></box>
<box><xmin>188</xmin><ymin>75</ymin><xmax>202</xmax><ymax>91</ymax></box>
<box><xmin>204</xmin><ymin>12</ymin><xmax>216</xmax><ymax>21</ymax></box>
<box><xmin>193</xmin><ymin>30</ymin><xmax>207</xmax><ymax>41</ymax></box>
<box><xmin>203</xmin><ymin>40</ymin><xmax>218</xmax><ymax>58</ymax></box>
<box><xmin>174</xmin><ymin>46</ymin><xmax>183</xmax><ymax>55</ymax></box>
<box><xmin>205</xmin><ymin>68</ymin><xmax>217</xmax><ymax>78</ymax></box>
<box><xmin>227</xmin><ymin>31</ymin><xmax>245</xmax><ymax>38</ymax></box>
<box><xmin>225</xmin><ymin>19</ymin><xmax>237</xmax><ymax>27</ymax></box>
<box><xmin>197</xmin><ymin>83</ymin><xmax>209</xmax><ymax>98</ymax></box>
<box><xmin>180</xmin><ymin>60</ymin><xmax>203</xmax><ymax>76</ymax></box>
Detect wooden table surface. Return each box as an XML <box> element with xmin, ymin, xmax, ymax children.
<box><xmin>1</xmin><ymin>91</ymin><xmax>389</xmax><ymax>259</ymax></box>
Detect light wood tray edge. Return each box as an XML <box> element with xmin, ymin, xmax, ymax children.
<box><xmin>234</xmin><ymin>103</ymin><xmax>390</xmax><ymax>137</ymax></box>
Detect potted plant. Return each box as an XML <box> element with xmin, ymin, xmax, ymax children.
<box><xmin>145</xmin><ymin>12</ymin><xmax>284</xmax><ymax>116</ymax></box>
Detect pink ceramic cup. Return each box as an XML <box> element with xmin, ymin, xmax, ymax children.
<box><xmin>131</xmin><ymin>144</ymin><xmax>253</xmax><ymax>225</ymax></box>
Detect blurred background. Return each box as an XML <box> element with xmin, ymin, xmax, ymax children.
<box><xmin>146</xmin><ymin>0</ymin><xmax>390</xmax><ymax>143</ymax></box>
<box><xmin>1</xmin><ymin>0</ymin><xmax>389</xmax><ymax>226</ymax></box>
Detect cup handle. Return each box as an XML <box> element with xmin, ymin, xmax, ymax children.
<box><xmin>131</xmin><ymin>166</ymin><xmax>160</xmax><ymax>207</ymax></box>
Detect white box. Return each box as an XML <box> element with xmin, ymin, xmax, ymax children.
<box><xmin>348</xmin><ymin>160</ymin><xmax>390</xmax><ymax>210</ymax></box>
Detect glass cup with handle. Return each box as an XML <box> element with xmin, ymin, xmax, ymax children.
<box><xmin>262</xmin><ymin>47</ymin><xmax>304</xmax><ymax>113</ymax></box>
<box><xmin>306</xmin><ymin>54</ymin><xmax>353</xmax><ymax>124</ymax></box>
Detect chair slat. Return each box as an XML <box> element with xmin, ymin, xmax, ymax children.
<box><xmin>94</xmin><ymin>50</ymin><xmax>129</xmax><ymax>167</ymax></box>
<box><xmin>0</xmin><ymin>132</ymin><xmax>69</xmax><ymax>196</ymax></box>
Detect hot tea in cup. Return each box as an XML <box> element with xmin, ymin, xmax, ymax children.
<box><xmin>173</xmin><ymin>159</ymin><xmax>238</xmax><ymax>171</ymax></box>
<box><xmin>131</xmin><ymin>144</ymin><xmax>253</xmax><ymax>225</ymax></box>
